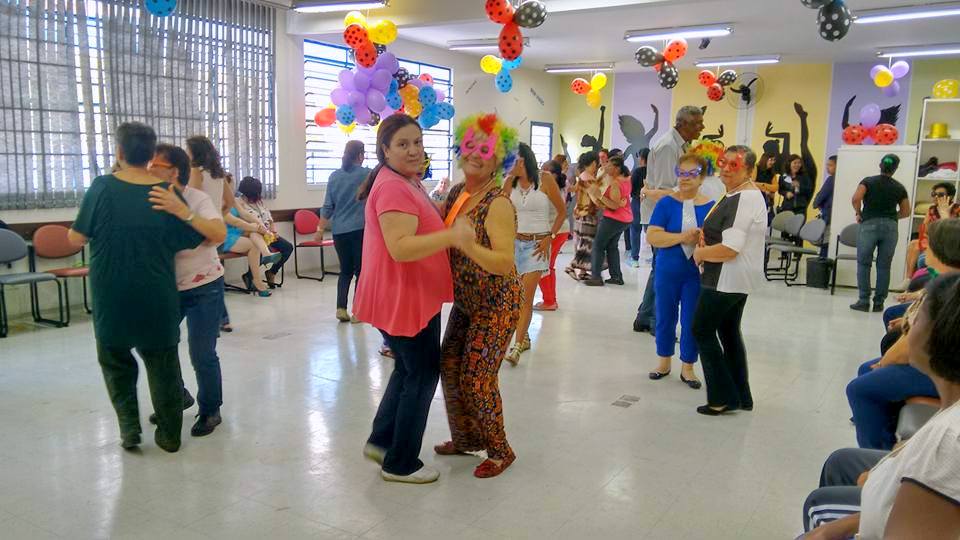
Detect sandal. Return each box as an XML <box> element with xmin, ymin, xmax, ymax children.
<box><xmin>648</xmin><ymin>370</ymin><xmax>671</xmax><ymax>380</ymax></box>
<box><xmin>504</xmin><ymin>345</ymin><xmax>521</xmax><ymax>367</ymax></box>
<box><xmin>474</xmin><ymin>453</ymin><xmax>516</xmax><ymax>479</ymax></box>
<box><xmin>434</xmin><ymin>441</ymin><xmax>468</xmax><ymax>456</ymax></box>
<box><xmin>518</xmin><ymin>335</ymin><xmax>531</xmax><ymax>353</ymax></box>
<box><xmin>220</xmin><ymin>324</ymin><xmax>234</xmax><ymax>333</ymax></box>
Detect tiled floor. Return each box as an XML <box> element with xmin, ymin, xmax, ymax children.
<box><xmin>0</xmin><ymin>251</ymin><xmax>883</xmax><ymax>539</ymax></box>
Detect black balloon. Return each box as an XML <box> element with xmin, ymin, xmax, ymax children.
<box><xmin>818</xmin><ymin>0</ymin><xmax>852</xmax><ymax>42</ymax></box>
<box><xmin>375</xmin><ymin>43</ymin><xmax>387</xmax><ymax>54</ymax></box>
<box><xmin>394</xmin><ymin>67</ymin><xmax>410</xmax><ymax>88</ymax></box>
<box><xmin>635</xmin><ymin>46</ymin><xmax>662</xmax><ymax>67</ymax></box>
<box><xmin>515</xmin><ymin>0</ymin><xmax>547</xmax><ymax>29</ymax></box>
<box><xmin>717</xmin><ymin>69</ymin><xmax>737</xmax><ymax>86</ymax></box>
<box><xmin>801</xmin><ymin>0</ymin><xmax>828</xmax><ymax>8</ymax></box>
<box><xmin>368</xmin><ymin>111</ymin><xmax>381</xmax><ymax>126</ymax></box>
<box><xmin>658</xmin><ymin>62</ymin><xmax>679</xmax><ymax>89</ymax></box>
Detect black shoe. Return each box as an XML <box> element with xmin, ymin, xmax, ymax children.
<box><xmin>583</xmin><ymin>278</ymin><xmax>605</xmax><ymax>287</ymax></box>
<box><xmin>605</xmin><ymin>278</ymin><xmax>625</xmax><ymax>286</ymax></box>
<box><xmin>741</xmin><ymin>404</ymin><xmax>754</xmax><ymax>411</ymax></box>
<box><xmin>872</xmin><ymin>303</ymin><xmax>884</xmax><ymax>312</ymax></box>
<box><xmin>696</xmin><ymin>405</ymin><xmax>732</xmax><ymax>416</ymax></box>
<box><xmin>633</xmin><ymin>319</ymin><xmax>652</xmax><ymax>333</ymax></box>
<box><xmin>649</xmin><ymin>370</ymin><xmax>671</xmax><ymax>380</ymax></box>
<box><xmin>849</xmin><ymin>302</ymin><xmax>870</xmax><ymax>312</ymax></box>
<box><xmin>191</xmin><ymin>413</ymin><xmax>222</xmax><ymax>437</ymax></box>
<box><xmin>149</xmin><ymin>389</ymin><xmax>196</xmax><ymax>424</ymax></box>
<box><xmin>241</xmin><ymin>271</ymin><xmax>254</xmax><ymax>292</ymax></box>
<box><xmin>154</xmin><ymin>431</ymin><xmax>181</xmax><ymax>453</ymax></box>
<box><xmin>120</xmin><ymin>432</ymin><xmax>142</xmax><ymax>450</ymax></box>
<box><xmin>680</xmin><ymin>374</ymin><xmax>703</xmax><ymax>390</ymax></box>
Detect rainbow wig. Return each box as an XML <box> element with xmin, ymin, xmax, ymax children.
<box><xmin>453</xmin><ymin>113</ymin><xmax>519</xmax><ymax>186</ymax></box>
<box><xmin>690</xmin><ymin>138</ymin><xmax>725</xmax><ymax>176</ymax></box>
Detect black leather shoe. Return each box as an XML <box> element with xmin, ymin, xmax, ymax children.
<box><xmin>149</xmin><ymin>389</ymin><xmax>196</xmax><ymax>424</ymax></box>
<box><xmin>583</xmin><ymin>278</ymin><xmax>605</xmax><ymax>286</ymax></box>
<box><xmin>872</xmin><ymin>303</ymin><xmax>884</xmax><ymax>312</ymax></box>
<box><xmin>648</xmin><ymin>370</ymin><xmax>671</xmax><ymax>380</ymax></box>
<box><xmin>696</xmin><ymin>405</ymin><xmax>732</xmax><ymax>416</ymax></box>
<box><xmin>154</xmin><ymin>431</ymin><xmax>180</xmax><ymax>453</ymax></box>
<box><xmin>191</xmin><ymin>413</ymin><xmax>222</xmax><ymax>437</ymax></box>
<box><xmin>633</xmin><ymin>319</ymin><xmax>652</xmax><ymax>333</ymax></box>
<box><xmin>849</xmin><ymin>302</ymin><xmax>870</xmax><ymax>312</ymax></box>
<box><xmin>680</xmin><ymin>374</ymin><xmax>703</xmax><ymax>390</ymax></box>
<box><xmin>605</xmin><ymin>278</ymin><xmax>625</xmax><ymax>286</ymax></box>
<box><xmin>121</xmin><ymin>432</ymin><xmax>141</xmax><ymax>450</ymax></box>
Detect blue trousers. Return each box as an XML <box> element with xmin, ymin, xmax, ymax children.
<box><xmin>857</xmin><ymin>219</ymin><xmax>898</xmax><ymax>305</ymax></box>
<box><xmin>882</xmin><ymin>302</ymin><xmax>910</xmax><ymax>330</ymax></box>
<box><xmin>179</xmin><ymin>278</ymin><xmax>225</xmax><ymax>416</ymax></box>
<box><xmin>846</xmin><ymin>358</ymin><xmax>938</xmax><ymax>450</ymax></box>
<box><xmin>654</xmin><ymin>263</ymin><xmax>701</xmax><ymax>363</ymax></box>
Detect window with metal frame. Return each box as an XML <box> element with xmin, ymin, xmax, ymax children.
<box><xmin>304</xmin><ymin>40</ymin><xmax>453</xmax><ymax>186</ymax></box>
<box><xmin>530</xmin><ymin>121</ymin><xmax>554</xmax><ymax>167</ymax></box>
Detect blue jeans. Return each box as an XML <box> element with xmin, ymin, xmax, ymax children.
<box><xmin>883</xmin><ymin>302</ymin><xmax>910</xmax><ymax>329</ymax></box>
<box><xmin>180</xmin><ymin>278</ymin><xmax>224</xmax><ymax>416</ymax></box>
<box><xmin>857</xmin><ymin>219</ymin><xmax>898</xmax><ymax>305</ymax></box>
<box><xmin>846</xmin><ymin>358</ymin><xmax>937</xmax><ymax>450</ymax></box>
<box><xmin>629</xmin><ymin>199</ymin><xmax>643</xmax><ymax>262</ymax></box>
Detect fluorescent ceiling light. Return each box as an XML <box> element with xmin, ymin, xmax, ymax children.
<box><xmin>854</xmin><ymin>2</ymin><xmax>960</xmax><ymax>24</ymax></box>
<box><xmin>624</xmin><ymin>24</ymin><xmax>733</xmax><ymax>43</ymax></box>
<box><xmin>695</xmin><ymin>55</ymin><xmax>781</xmax><ymax>67</ymax></box>
<box><xmin>292</xmin><ymin>0</ymin><xmax>387</xmax><ymax>13</ymax></box>
<box><xmin>544</xmin><ymin>62</ymin><xmax>615</xmax><ymax>74</ymax></box>
<box><xmin>877</xmin><ymin>43</ymin><xmax>960</xmax><ymax>58</ymax></box>
<box><xmin>448</xmin><ymin>38</ymin><xmax>530</xmax><ymax>51</ymax></box>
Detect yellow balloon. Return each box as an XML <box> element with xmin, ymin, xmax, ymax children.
<box><xmin>340</xmin><ymin>122</ymin><xmax>357</xmax><ymax>134</ymax></box>
<box><xmin>933</xmin><ymin>79</ymin><xmax>960</xmax><ymax>99</ymax></box>
<box><xmin>590</xmin><ymin>73</ymin><xmax>608</xmax><ymax>91</ymax></box>
<box><xmin>406</xmin><ymin>101</ymin><xmax>423</xmax><ymax>117</ymax></box>
<box><xmin>874</xmin><ymin>68</ymin><xmax>894</xmax><ymax>88</ymax></box>
<box><xmin>586</xmin><ymin>89</ymin><xmax>602</xmax><ymax>109</ymax></box>
<box><xmin>370</xmin><ymin>20</ymin><xmax>397</xmax><ymax>45</ymax></box>
<box><xmin>344</xmin><ymin>11</ymin><xmax>367</xmax><ymax>29</ymax></box>
<box><xmin>481</xmin><ymin>55</ymin><xmax>503</xmax><ymax>75</ymax></box>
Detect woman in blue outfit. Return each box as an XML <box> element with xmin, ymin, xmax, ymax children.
<box><xmin>846</xmin><ymin>217</ymin><xmax>960</xmax><ymax>450</ymax></box>
<box><xmin>647</xmin><ymin>153</ymin><xmax>715</xmax><ymax>389</ymax></box>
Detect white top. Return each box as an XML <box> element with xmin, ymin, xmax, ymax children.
<box><xmin>199</xmin><ymin>169</ymin><xmax>225</xmax><ymax>215</ymax></box>
<box><xmin>700</xmin><ymin>176</ymin><xmax>726</xmax><ymax>203</ymax></box>
<box><xmin>175</xmin><ymin>187</ymin><xmax>225</xmax><ymax>291</ymax></box>
<box><xmin>700</xmin><ymin>190</ymin><xmax>768</xmax><ymax>295</ymax></box>
<box><xmin>857</xmin><ymin>400</ymin><xmax>960</xmax><ymax>540</ymax></box>
<box><xmin>640</xmin><ymin>128</ymin><xmax>686</xmax><ymax>224</ymax></box>
<box><xmin>238</xmin><ymin>197</ymin><xmax>273</xmax><ymax>229</ymax></box>
<box><xmin>511</xmin><ymin>185</ymin><xmax>551</xmax><ymax>234</ymax></box>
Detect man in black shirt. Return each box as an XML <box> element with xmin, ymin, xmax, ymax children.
<box><xmin>850</xmin><ymin>154</ymin><xmax>911</xmax><ymax>312</ymax></box>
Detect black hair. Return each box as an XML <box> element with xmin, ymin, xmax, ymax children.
<box><xmin>725</xmin><ymin>145</ymin><xmax>758</xmax><ymax>172</ymax></box>
<box><xmin>116</xmin><ymin>122</ymin><xmax>157</xmax><ymax>167</ymax></box>
<box><xmin>542</xmin><ymin>159</ymin><xmax>566</xmax><ymax>190</ymax></box>
<box><xmin>638</xmin><ymin>148</ymin><xmax>650</xmax><ymax>163</ymax></box>
<box><xmin>927</xmin><ymin>219</ymin><xmax>960</xmax><ymax>269</ymax></box>
<box><xmin>513</xmin><ymin>142</ymin><xmax>541</xmax><ymax>189</ymax></box>
<box><xmin>154</xmin><ymin>143</ymin><xmax>190</xmax><ymax>186</ymax></box>
<box><xmin>358</xmin><ymin>114</ymin><xmax>422</xmax><ymax>201</ymax></box>
<box><xmin>787</xmin><ymin>154</ymin><xmax>805</xmax><ymax>176</ymax></box>
<box><xmin>599</xmin><ymin>148</ymin><xmax>610</xmax><ymax>155</ymax></box>
<box><xmin>608</xmin><ymin>156</ymin><xmax>629</xmax><ymax>177</ymax></box>
<box><xmin>186</xmin><ymin>135</ymin><xmax>226</xmax><ymax>179</ymax></box>
<box><xmin>932</xmin><ymin>182</ymin><xmax>957</xmax><ymax>199</ymax></box>
<box><xmin>828</xmin><ymin>155</ymin><xmax>837</xmax><ymax>162</ymax></box>
<box><xmin>880</xmin><ymin>153</ymin><xmax>900</xmax><ymax>175</ymax></box>
<box><xmin>238</xmin><ymin>176</ymin><xmax>263</xmax><ymax>203</ymax></box>
<box><xmin>577</xmin><ymin>151</ymin><xmax>599</xmax><ymax>171</ymax></box>
<box><xmin>609</xmin><ymin>148</ymin><xmax>623</xmax><ymax>158</ymax></box>
<box><xmin>922</xmin><ymin>272</ymin><xmax>960</xmax><ymax>384</ymax></box>
<box><xmin>342</xmin><ymin>140</ymin><xmax>365</xmax><ymax>172</ymax></box>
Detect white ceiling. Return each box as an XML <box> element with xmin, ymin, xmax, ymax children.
<box><xmin>289</xmin><ymin>0</ymin><xmax>960</xmax><ymax>70</ymax></box>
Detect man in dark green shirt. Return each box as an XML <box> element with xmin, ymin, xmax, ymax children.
<box><xmin>70</xmin><ymin>122</ymin><xmax>203</xmax><ymax>452</ymax></box>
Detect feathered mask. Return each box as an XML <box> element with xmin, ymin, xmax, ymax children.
<box><xmin>453</xmin><ymin>113</ymin><xmax>518</xmax><ymax>185</ymax></box>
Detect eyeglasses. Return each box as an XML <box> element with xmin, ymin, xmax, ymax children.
<box><xmin>675</xmin><ymin>165</ymin><xmax>703</xmax><ymax>178</ymax></box>
<box><xmin>932</xmin><ymin>191</ymin><xmax>950</xmax><ymax>198</ymax></box>
<box><xmin>716</xmin><ymin>153</ymin><xmax>746</xmax><ymax>172</ymax></box>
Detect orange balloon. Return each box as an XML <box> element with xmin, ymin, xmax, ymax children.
<box><xmin>663</xmin><ymin>38</ymin><xmax>688</xmax><ymax>63</ymax></box>
<box><xmin>314</xmin><ymin>108</ymin><xmax>336</xmax><ymax>127</ymax></box>
<box><xmin>570</xmin><ymin>78</ymin><xmax>590</xmax><ymax>95</ymax></box>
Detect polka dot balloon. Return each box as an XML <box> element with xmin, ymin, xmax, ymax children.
<box><xmin>817</xmin><ymin>0</ymin><xmax>852</xmax><ymax>42</ymax></box>
<box><xmin>515</xmin><ymin>0</ymin><xmax>547</xmax><ymax>29</ymax></box>
<box><xmin>634</xmin><ymin>46</ymin><xmax>662</xmax><ymax>68</ymax></box>
<box><xmin>658</xmin><ymin>62</ymin><xmax>679</xmax><ymax>90</ymax></box>
<box><xmin>145</xmin><ymin>0</ymin><xmax>177</xmax><ymax>17</ymax></box>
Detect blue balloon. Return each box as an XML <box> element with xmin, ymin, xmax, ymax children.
<box><xmin>435</xmin><ymin>102</ymin><xmax>456</xmax><ymax>121</ymax></box>
<box><xmin>418</xmin><ymin>86</ymin><xmax>437</xmax><ymax>106</ymax></box>
<box><xmin>495</xmin><ymin>70</ymin><xmax>513</xmax><ymax>93</ymax></box>
<box><xmin>386</xmin><ymin>91</ymin><xmax>403</xmax><ymax>110</ymax></box>
<box><xmin>145</xmin><ymin>0</ymin><xmax>177</xmax><ymax>16</ymax></box>
<box><xmin>419</xmin><ymin>106</ymin><xmax>440</xmax><ymax>129</ymax></box>
<box><xmin>336</xmin><ymin>105</ymin><xmax>356</xmax><ymax>126</ymax></box>
<box><xmin>389</xmin><ymin>79</ymin><xmax>399</xmax><ymax>94</ymax></box>
<box><xmin>502</xmin><ymin>57</ymin><xmax>522</xmax><ymax>71</ymax></box>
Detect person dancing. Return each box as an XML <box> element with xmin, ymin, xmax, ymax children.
<box><xmin>435</xmin><ymin>113</ymin><xmax>522</xmax><ymax>478</ymax></box>
<box><xmin>564</xmin><ymin>151</ymin><xmax>602</xmax><ymax>281</ymax></box>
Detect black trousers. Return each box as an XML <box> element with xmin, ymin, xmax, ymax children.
<box><xmin>368</xmin><ymin>314</ymin><xmax>441</xmax><ymax>475</ymax></box>
<box><xmin>692</xmin><ymin>288</ymin><xmax>752</xmax><ymax>409</ymax></box>
<box><xmin>267</xmin><ymin>236</ymin><xmax>293</xmax><ymax>275</ymax></box>
<box><xmin>332</xmin><ymin>229</ymin><xmax>364</xmax><ymax>310</ymax></box>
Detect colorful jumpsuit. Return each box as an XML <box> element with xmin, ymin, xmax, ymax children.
<box><xmin>440</xmin><ymin>184</ymin><xmax>522</xmax><ymax>461</ymax></box>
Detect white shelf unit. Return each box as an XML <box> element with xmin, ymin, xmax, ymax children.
<box><xmin>914</xmin><ymin>99</ymin><xmax>960</xmax><ymax>237</ymax></box>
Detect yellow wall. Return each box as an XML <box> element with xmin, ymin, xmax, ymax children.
<box><xmin>671</xmin><ymin>70</ymin><xmax>738</xmax><ymax>144</ymax></box>
<box><xmin>906</xmin><ymin>59</ymin><xmax>960</xmax><ymax>144</ymax></box>
<box><xmin>557</xmin><ymin>75</ymin><xmax>615</xmax><ymax>159</ymax></box>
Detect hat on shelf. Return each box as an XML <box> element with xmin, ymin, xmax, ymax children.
<box><xmin>928</xmin><ymin>122</ymin><xmax>950</xmax><ymax>139</ymax></box>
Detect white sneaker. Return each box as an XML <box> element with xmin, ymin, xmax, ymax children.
<box><xmin>363</xmin><ymin>443</ymin><xmax>386</xmax><ymax>465</ymax></box>
<box><xmin>381</xmin><ymin>465</ymin><xmax>440</xmax><ymax>484</ymax></box>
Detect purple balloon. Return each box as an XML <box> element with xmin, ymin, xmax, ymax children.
<box><xmin>860</xmin><ymin>103</ymin><xmax>882</xmax><ymax>128</ymax></box>
<box><xmin>882</xmin><ymin>80</ymin><xmax>901</xmax><ymax>98</ymax></box>
<box><xmin>331</xmin><ymin>87</ymin><xmax>350</xmax><ymax>107</ymax></box>
<box><xmin>869</xmin><ymin>65</ymin><xmax>884</xmax><ymax>79</ymax></box>
<box><xmin>376</xmin><ymin>52</ymin><xmax>400</xmax><ymax>74</ymax></box>
<box><xmin>338</xmin><ymin>69</ymin><xmax>355</xmax><ymax>91</ymax></box>
<box><xmin>354</xmin><ymin>71</ymin><xmax>371</xmax><ymax>92</ymax></box>
<box><xmin>436</xmin><ymin>89</ymin><xmax>446</xmax><ymax>102</ymax></box>
<box><xmin>891</xmin><ymin>60</ymin><xmax>910</xmax><ymax>79</ymax></box>
<box><xmin>354</xmin><ymin>106</ymin><xmax>372</xmax><ymax>125</ymax></box>
<box><xmin>862</xmin><ymin>136</ymin><xmax>875</xmax><ymax>146</ymax></box>
<box><xmin>367</xmin><ymin>89</ymin><xmax>386</xmax><ymax>113</ymax></box>
<box><xmin>372</xmin><ymin>69</ymin><xmax>392</xmax><ymax>92</ymax></box>
<box><xmin>408</xmin><ymin>78</ymin><xmax>424</xmax><ymax>89</ymax></box>
<box><xmin>349</xmin><ymin>90</ymin><xmax>365</xmax><ymax>107</ymax></box>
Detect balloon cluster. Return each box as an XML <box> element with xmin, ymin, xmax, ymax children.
<box><xmin>481</xmin><ymin>55</ymin><xmax>523</xmax><ymax>93</ymax></box>
<box><xmin>570</xmin><ymin>73</ymin><xmax>608</xmax><ymax>109</ymax></box>
<box><xmin>933</xmin><ymin>79</ymin><xmax>960</xmax><ymax>99</ymax></box>
<box><xmin>801</xmin><ymin>0</ymin><xmax>852</xmax><ymax>42</ymax></box>
<box><xmin>485</xmin><ymin>0</ymin><xmax>546</xmax><ymax>61</ymax></box>
<box><xmin>871</xmin><ymin>61</ymin><xmax>909</xmax><ymax>97</ymax></box>
<box><xmin>342</xmin><ymin>11</ymin><xmax>397</xmax><ymax>69</ymax></box>
<box><xmin>145</xmin><ymin>0</ymin><xmax>177</xmax><ymax>17</ymax></box>
<box><xmin>698</xmin><ymin>69</ymin><xmax>737</xmax><ymax>102</ymax></box>
<box><xmin>842</xmin><ymin>103</ymin><xmax>899</xmax><ymax>146</ymax></box>
<box><xmin>635</xmin><ymin>39</ymin><xmax>687</xmax><ymax>90</ymax></box>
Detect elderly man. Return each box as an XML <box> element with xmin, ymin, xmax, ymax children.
<box><xmin>633</xmin><ymin>106</ymin><xmax>705</xmax><ymax>334</ymax></box>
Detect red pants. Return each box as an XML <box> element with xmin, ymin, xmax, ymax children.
<box><xmin>537</xmin><ymin>233</ymin><xmax>569</xmax><ymax>306</ymax></box>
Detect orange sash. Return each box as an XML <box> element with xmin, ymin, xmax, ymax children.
<box><xmin>443</xmin><ymin>191</ymin><xmax>471</xmax><ymax>228</ymax></box>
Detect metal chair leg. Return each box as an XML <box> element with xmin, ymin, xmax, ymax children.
<box><xmin>82</xmin><ymin>275</ymin><xmax>92</xmax><ymax>313</ymax></box>
<box><xmin>0</xmin><ymin>285</ymin><xmax>7</xmax><ymax>338</ymax></box>
<box><xmin>32</xmin><ymin>281</ymin><xmax>67</xmax><ymax>328</ymax></box>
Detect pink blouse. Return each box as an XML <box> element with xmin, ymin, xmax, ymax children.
<box><xmin>603</xmin><ymin>178</ymin><xmax>633</xmax><ymax>223</ymax></box>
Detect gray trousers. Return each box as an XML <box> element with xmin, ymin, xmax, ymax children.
<box><xmin>802</xmin><ymin>448</ymin><xmax>887</xmax><ymax>532</ymax></box>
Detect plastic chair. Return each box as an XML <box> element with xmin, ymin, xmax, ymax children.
<box><xmin>292</xmin><ymin>210</ymin><xmax>337</xmax><ymax>282</ymax></box>
<box><xmin>0</xmin><ymin>229</ymin><xmax>65</xmax><ymax>337</ymax></box>
<box><xmin>896</xmin><ymin>396</ymin><xmax>940</xmax><ymax>442</ymax></box>
<box><xmin>765</xmin><ymin>213</ymin><xmax>807</xmax><ymax>279</ymax></box>
<box><xmin>31</xmin><ymin>225</ymin><xmax>91</xmax><ymax>324</ymax></box>
<box><xmin>775</xmin><ymin>218</ymin><xmax>828</xmax><ymax>286</ymax></box>
<box><xmin>830</xmin><ymin>223</ymin><xmax>863</xmax><ymax>296</ymax></box>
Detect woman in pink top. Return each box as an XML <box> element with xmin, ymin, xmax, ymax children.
<box><xmin>584</xmin><ymin>156</ymin><xmax>633</xmax><ymax>286</ymax></box>
<box><xmin>353</xmin><ymin>114</ymin><xmax>466</xmax><ymax>485</ymax></box>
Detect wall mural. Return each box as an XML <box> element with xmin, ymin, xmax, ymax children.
<box><xmin>618</xmin><ymin>105</ymin><xmax>659</xmax><ymax>169</ymax></box>
<box><xmin>700</xmin><ymin>106</ymin><xmax>725</xmax><ymax>143</ymax></box>
<box><xmin>841</xmin><ymin>96</ymin><xmax>901</xmax><ymax>130</ymax></box>
<box><xmin>762</xmin><ymin>102</ymin><xmax>817</xmax><ymax>181</ymax></box>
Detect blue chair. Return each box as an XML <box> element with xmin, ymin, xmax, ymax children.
<box><xmin>0</xmin><ymin>229</ymin><xmax>65</xmax><ymax>337</ymax></box>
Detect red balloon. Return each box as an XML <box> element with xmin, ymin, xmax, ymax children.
<box><xmin>873</xmin><ymin>123</ymin><xmax>899</xmax><ymax>145</ymax></box>
<box><xmin>698</xmin><ymin>70</ymin><xmax>717</xmax><ymax>88</ymax></box>
<box><xmin>707</xmin><ymin>83</ymin><xmax>725</xmax><ymax>102</ymax></box>
<box><xmin>355</xmin><ymin>41</ymin><xmax>378</xmax><ymax>68</ymax></box>
<box><xmin>570</xmin><ymin>78</ymin><xmax>590</xmax><ymax>95</ymax></box>
<box><xmin>314</xmin><ymin>108</ymin><xmax>336</xmax><ymax>127</ymax></box>
<box><xmin>842</xmin><ymin>124</ymin><xmax>867</xmax><ymax>145</ymax></box>
<box><xmin>663</xmin><ymin>38</ymin><xmax>688</xmax><ymax>63</ymax></box>
<box><xmin>419</xmin><ymin>73</ymin><xmax>434</xmax><ymax>85</ymax></box>
<box><xmin>485</xmin><ymin>0</ymin><xmax>515</xmax><ymax>24</ymax></box>
<box><xmin>499</xmin><ymin>22</ymin><xmax>524</xmax><ymax>61</ymax></box>
<box><xmin>343</xmin><ymin>24</ymin><xmax>369</xmax><ymax>49</ymax></box>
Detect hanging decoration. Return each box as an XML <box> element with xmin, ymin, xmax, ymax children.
<box><xmin>801</xmin><ymin>0</ymin><xmax>852</xmax><ymax>42</ymax></box>
<box><xmin>145</xmin><ymin>0</ymin><xmax>177</xmax><ymax>17</ymax></box>
<box><xmin>933</xmin><ymin>79</ymin><xmax>960</xmax><ymax>99</ymax></box>
<box><xmin>634</xmin><ymin>39</ymin><xmax>687</xmax><ymax>90</ymax></box>
<box><xmin>569</xmin><ymin>73</ymin><xmax>607</xmax><ymax>109</ymax></box>
<box><xmin>698</xmin><ymin>69</ymin><xmax>737</xmax><ymax>102</ymax></box>
<box><xmin>481</xmin><ymin>55</ymin><xmax>523</xmax><ymax>93</ymax></box>
<box><xmin>870</xmin><ymin>61</ymin><xmax>909</xmax><ymax>97</ymax></box>
<box><xmin>485</xmin><ymin>0</ymin><xmax>548</xmax><ymax>61</ymax></box>
<box><xmin>842</xmin><ymin>103</ymin><xmax>898</xmax><ymax>145</ymax></box>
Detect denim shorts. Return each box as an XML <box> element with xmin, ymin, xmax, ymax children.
<box><xmin>515</xmin><ymin>239</ymin><xmax>549</xmax><ymax>275</ymax></box>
